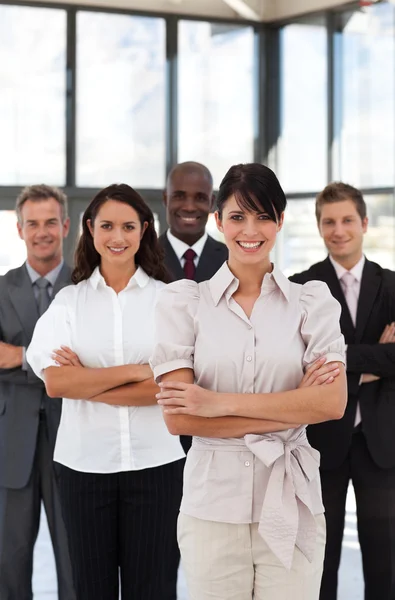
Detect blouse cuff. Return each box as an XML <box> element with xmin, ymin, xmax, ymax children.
<box><xmin>153</xmin><ymin>359</ymin><xmax>194</xmax><ymax>383</ymax></box>
<box><xmin>305</xmin><ymin>351</ymin><xmax>345</xmax><ymax>370</ymax></box>
<box><xmin>324</xmin><ymin>352</ymin><xmax>345</xmax><ymax>365</ymax></box>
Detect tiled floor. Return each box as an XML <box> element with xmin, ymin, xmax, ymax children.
<box><xmin>33</xmin><ymin>486</ymin><xmax>363</xmax><ymax>600</ymax></box>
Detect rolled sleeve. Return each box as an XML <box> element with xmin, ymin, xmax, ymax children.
<box><xmin>150</xmin><ymin>280</ymin><xmax>199</xmax><ymax>383</ymax></box>
<box><xmin>300</xmin><ymin>280</ymin><xmax>346</xmax><ymax>369</ymax></box>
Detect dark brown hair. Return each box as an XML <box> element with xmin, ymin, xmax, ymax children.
<box><xmin>72</xmin><ymin>184</ymin><xmax>171</xmax><ymax>284</ymax></box>
<box><xmin>315</xmin><ymin>182</ymin><xmax>367</xmax><ymax>222</ymax></box>
<box><xmin>216</xmin><ymin>163</ymin><xmax>287</xmax><ymax>221</ymax></box>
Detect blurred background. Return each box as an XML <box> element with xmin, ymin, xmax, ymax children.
<box><xmin>0</xmin><ymin>0</ymin><xmax>394</xmax><ymax>278</ymax></box>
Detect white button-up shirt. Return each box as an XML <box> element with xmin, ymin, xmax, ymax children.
<box><xmin>27</xmin><ymin>267</ymin><xmax>184</xmax><ymax>474</ymax></box>
<box><xmin>167</xmin><ymin>229</ymin><xmax>208</xmax><ymax>268</ymax></box>
<box><xmin>329</xmin><ymin>255</ymin><xmax>365</xmax><ymax>307</ymax></box>
<box><xmin>329</xmin><ymin>254</ymin><xmax>366</xmax><ymax>425</ymax></box>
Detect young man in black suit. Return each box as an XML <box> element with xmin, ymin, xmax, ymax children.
<box><xmin>160</xmin><ymin>162</ymin><xmax>227</xmax><ymax>600</ymax></box>
<box><xmin>290</xmin><ymin>182</ymin><xmax>395</xmax><ymax>600</ymax></box>
<box><xmin>160</xmin><ymin>161</ymin><xmax>228</xmax><ymax>285</ymax></box>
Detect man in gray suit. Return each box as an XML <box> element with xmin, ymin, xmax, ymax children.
<box><xmin>0</xmin><ymin>185</ymin><xmax>75</xmax><ymax>600</ymax></box>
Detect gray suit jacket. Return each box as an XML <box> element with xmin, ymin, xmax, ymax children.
<box><xmin>0</xmin><ymin>263</ymin><xmax>72</xmax><ymax>489</ymax></box>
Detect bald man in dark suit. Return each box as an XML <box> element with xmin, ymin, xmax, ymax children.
<box><xmin>159</xmin><ymin>162</ymin><xmax>227</xmax><ymax>600</ymax></box>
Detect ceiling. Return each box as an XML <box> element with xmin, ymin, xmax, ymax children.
<box><xmin>26</xmin><ymin>0</ymin><xmax>353</xmax><ymax>21</ymax></box>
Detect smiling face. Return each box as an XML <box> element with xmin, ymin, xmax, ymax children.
<box><xmin>318</xmin><ymin>199</ymin><xmax>367</xmax><ymax>268</ymax></box>
<box><xmin>87</xmin><ymin>200</ymin><xmax>147</xmax><ymax>271</ymax></box>
<box><xmin>215</xmin><ymin>194</ymin><xmax>283</xmax><ymax>269</ymax></box>
<box><xmin>164</xmin><ymin>168</ymin><xmax>214</xmax><ymax>245</ymax></box>
<box><xmin>17</xmin><ymin>198</ymin><xmax>69</xmax><ymax>272</ymax></box>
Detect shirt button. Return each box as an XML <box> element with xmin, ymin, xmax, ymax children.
<box><xmin>246</xmin><ymin>356</ymin><xmax>252</xmax><ymax>362</ymax></box>
<box><xmin>244</xmin><ymin>461</ymin><xmax>250</xmax><ymax>467</ymax></box>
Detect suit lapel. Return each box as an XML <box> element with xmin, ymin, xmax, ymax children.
<box><xmin>319</xmin><ymin>258</ymin><xmax>356</xmax><ymax>341</ymax></box>
<box><xmin>7</xmin><ymin>265</ymin><xmax>39</xmax><ymax>341</ymax></box>
<box><xmin>355</xmin><ymin>260</ymin><xmax>381</xmax><ymax>343</ymax></box>
<box><xmin>161</xmin><ymin>234</ymin><xmax>185</xmax><ymax>281</ymax></box>
<box><xmin>53</xmin><ymin>263</ymin><xmax>72</xmax><ymax>296</ymax></box>
<box><xmin>195</xmin><ymin>238</ymin><xmax>213</xmax><ymax>282</ymax></box>
<box><xmin>195</xmin><ymin>236</ymin><xmax>226</xmax><ymax>282</ymax></box>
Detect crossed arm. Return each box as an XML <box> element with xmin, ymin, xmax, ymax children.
<box><xmin>43</xmin><ymin>347</ymin><xmax>158</xmax><ymax>406</ymax></box>
<box><xmin>156</xmin><ymin>359</ymin><xmax>346</xmax><ymax>439</ymax></box>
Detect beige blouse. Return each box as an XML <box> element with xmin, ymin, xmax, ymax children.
<box><xmin>151</xmin><ymin>262</ymin><xmax>345</xmax><ymax>569</ymax></box>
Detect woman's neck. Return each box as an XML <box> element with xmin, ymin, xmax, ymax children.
<box><xmin>228</xmin><ymin>257</ymin><xmax>273</xmax><ymax>295</ymax></box>
<box><xmin>99</xmin><ymin>261</ymin><xmax>137</xmax><ymax>293</ymax></box>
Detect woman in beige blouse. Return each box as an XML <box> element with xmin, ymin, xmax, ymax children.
<box><xmin>151</xmin><ymin>163</ymin><xmax>347</xmax><ymax>600</ymax></box>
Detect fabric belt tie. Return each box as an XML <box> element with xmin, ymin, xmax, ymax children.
<box><xmin>244</xmin><ymin>430</ymin><xmax>320</xmax><ymax>570</ymax></box>
<box><xmin>192</xmin><ymin>429</ymin><xmax>321</xmax><ymax>570</ymax></box>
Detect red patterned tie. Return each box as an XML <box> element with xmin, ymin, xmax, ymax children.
<box><xmin>183</xmin><ymin>248</ymin><xmax>196</xmax><ymax>280</ymax></box>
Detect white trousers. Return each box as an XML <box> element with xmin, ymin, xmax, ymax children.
<box><xmin>178</xmin><ymin>512</ymin><xmax>326</xmax><ymax>600</ymax></box>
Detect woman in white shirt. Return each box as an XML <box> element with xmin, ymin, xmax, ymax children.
<box><xmin>151</xmin><ymin>164</ymin><xmax>347</xmax><ymax>600</ymax></box>
<box><xmin>27</xmin><ymin>184</ymin><xmax>185</xmax><ymax>600</ymax></box>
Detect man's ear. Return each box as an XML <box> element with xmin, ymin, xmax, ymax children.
<box><xmin>17</xmin><ymin>220</ymin><xmax>24</xmax><ymax>241</ymax></box>
<box><xmin>63</xmin><ymin>217</ymin><xmax>71</xmax><ymax>239</ymax></box>
<box><xmin>163</xmin><ymin>191</ymin><xmax>168</xmax><ymax>207</ymax></box>
<box><xmin>210</xmin><ymin>193</ymin><xmax>216</xmax><ymax>212</ymax></box>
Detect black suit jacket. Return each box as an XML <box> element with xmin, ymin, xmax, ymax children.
<box><xmin>0</xmin><ymin>262</ymin><xmax>72</xmax><ymax>488</ymax></box>
<box><xmin>159</xmin><ymin>232</ymin><xmax>228</xmax><ymax>283</ymax></box>
<box><xmin>290</xmin><ymin>257</ymin><xmax>395</xmax><ymax>470</ymax></box>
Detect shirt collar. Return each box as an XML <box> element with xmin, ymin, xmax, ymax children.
<box><xmin>89</xmin><ymin>266</ymin><xmax>150</xmax><ymax>291</ymax></box>
<box><xmin>329</xmin><ymin>254</ymin><xmax>365</xmax><ymax>283</ymax></box>
<box><xmin>166</xmin><ymin>229</ymin><xmax>208</xmax><ymax>261</ymax></box>
<box><xmin>209</xmin><ymin>262</ymin><xmax>291</xmax><ymax>307</ymax></box>
<box><xmin>25</xmin><ymin>259</ymin><xmax>64</xmax><ymax>287</ymax></box>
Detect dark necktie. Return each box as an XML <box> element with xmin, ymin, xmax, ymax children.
<box><xmin>35</xmin><ymin>277</ymin><xmax>51</xmax><ymax>316</ymax></box>
<box><xmin>183</xmin><ymin>249</ymin><xmax>197</xmax><ymax>280</ymax></box>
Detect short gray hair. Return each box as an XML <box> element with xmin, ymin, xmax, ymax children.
<box><xmin>16</xmin><ymin>184</ymin><xmax>68</xmax><ymax>224</ymax></box>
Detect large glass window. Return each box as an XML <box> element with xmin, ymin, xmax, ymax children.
<box><xmin>276</xmin><ymin>199</ymin><xmax>326</xmax><ymax>276</ymax></box>
<box><xmin>178</xmin><ymin>21</ymin><xmax>254</xmax><ymax>188</ymax></box>
<box><xmin>333</xmin><ymin>4</ymin><xmax>395</xmax><ymax>187</ymax></box>
<box><xmin>76</xmin><ymin>12</ymin><xmax>166</xmax><ymax>188</ymax></box>
<box><xmin>0</xmin><ymin>212</ymin><xmax>27</xmax><ymax>275</ymax></box>
<box><xmin>0</xmin><ymin>6</ymin><xmax>66</xmax><ymax>186</ymax></box>
<box><xmin>279</xmin><ymin>19</ymin><xmax>328</xmax><ymax>193</ymax></box>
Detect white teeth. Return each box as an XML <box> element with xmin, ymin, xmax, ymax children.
<box><xmin>238</xmin><ymin>242</ymin><xmax>262</xmax><ymax>249</ymax></box>
<box><xmin>181</xmin><ymin>217</ymin><xmax>197</xmax><ymax>221</ymax></box>
<box><xmin>109</xmin><ymin>247</ymin><xmax>126</xmax><ymax>252</ymax></box>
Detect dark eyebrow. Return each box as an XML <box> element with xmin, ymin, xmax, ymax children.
<box><xmin>99</xmin><ymin>220</ymin><xmax>138</xmax><ymax>225</ymax></box>
<box><xmin>228</xmin><ymin>210</ymin><xmax>267</xmax><ymax>216</ymax></box>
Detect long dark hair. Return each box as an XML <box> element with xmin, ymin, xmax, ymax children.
<box><xmin>72</xmin><ymin>184</ymin><xmax>171</xmax><ymax>284</ymax></box>
<box><xmin>217</xmin><ymin>163</ymin><xmax>287</xmax><ymax>221</ymax></box>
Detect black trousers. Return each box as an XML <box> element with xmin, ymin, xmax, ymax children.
<box><xmin>319</xmin><ymin>430</ymin><xmax>395</xmax><ymax>600</ymax></box>
<box><xmin>164</xmin><ymin>455</ymin><xmax>186</xmax><ymax>600</ymax></box>
<box><xmin>58</xmin><ymin>459</ymin><xmax>183</xmax><ymax>600</ymax></box>
<box><xmin>0</xmin><ymin>411</ymin><xmax>75</xmax><ymax>600</ymax></box>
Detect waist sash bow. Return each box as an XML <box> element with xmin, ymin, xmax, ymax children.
<box><xmin>244</xmin><ymin>429</ymin><xmax>320</xmax><ymax>569</ymax></box>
